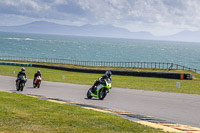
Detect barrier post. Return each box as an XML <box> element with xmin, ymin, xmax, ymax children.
<box><xmin>180</xmin><ymin>73</ymin><xmax>184</xmax><ymax>80</ymax></box>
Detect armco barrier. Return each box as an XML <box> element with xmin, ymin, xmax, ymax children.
<box><xmin>0</xmin><ymin>62</ymin><xmax>31</xmax><ymax>67</ymax></box>
<box><xmin>32</xmin><ymin>64</ymin><xmax>192</xmax><ymax>80</ymax></box>
<box><xmin>0</xmin><ymin>56</ymin><xmax>199</xmax><ymax>73</ymax></box>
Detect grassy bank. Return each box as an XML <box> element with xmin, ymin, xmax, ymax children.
<box><xmin>0</xmin><ymin>91</ymin><xmax>160</xmax><ymax>133</ymax></box>
<box><xmin>0</xmin><ymin>64</ymin><xmax>200</xmax><ymax>95</ymax></box>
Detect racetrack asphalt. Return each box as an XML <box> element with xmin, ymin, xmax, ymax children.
<box><xmin>0</xmin><ymin>75</ymin><xmax>200</xmax><ymax>128</ymax></box>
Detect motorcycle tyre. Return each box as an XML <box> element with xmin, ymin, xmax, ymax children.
<box><xmin>87</xmin><ymin>88</ymin><xmax>92</xmax><ymax>99</ymax></box>
<box><xmin>33</xmin><ymin>83</ymin><xmax>36</xmax><ymax>88</ymax></box>
<box><xmin>99</xmin><ymin>88</ymin><xmax>107</xmax><ymax>100</ymax></box>
<box><xmin>20</xmin><ymin>83</ymin><xmax>24</xmax><ymax>91</ymax></box>
<box><xmin>16</xmin><ymin>81</ymin><xmax>20</xmax><ymax>91</ymax></box>
<box><xmin>37</xmin><ymin>82</ymin><xmax>40</xmax><ymax>88</ymax></box>
<box><xmin>16</xmin><ymin>86</ymin><xmax>20</xmax><ymax>91</ymax></box>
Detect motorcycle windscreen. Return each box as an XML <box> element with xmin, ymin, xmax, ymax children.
<box><xmin>97</xmin><ymin>84</ymin><xmax>103</xmax><ymax>90</ymax></box>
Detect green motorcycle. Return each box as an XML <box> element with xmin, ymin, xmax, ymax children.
<box><xmin>16</xmin><ymin>75</ymin><xmax>27</xmax><ymax>91</ymax></box>
<box><xmin>87</xmin><ymin>78</ymin><xmax>111</xmax><ymax>100</ymax></box>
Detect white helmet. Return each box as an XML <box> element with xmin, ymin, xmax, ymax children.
<box><xmin>105</xmin><ymin>70</ymin><xmax>112</xmax><ymax>77</ymax></box>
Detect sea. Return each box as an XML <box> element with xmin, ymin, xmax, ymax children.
<box><xmin>0</xmin><ymin>32</ymin><xmax>200</xmax><ymax>70</ymax></box>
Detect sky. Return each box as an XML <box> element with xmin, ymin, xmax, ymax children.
<box><xmin>0</xmin><ymin>0</ymin><xmax>200</xmax><ymax>36</ymax></box>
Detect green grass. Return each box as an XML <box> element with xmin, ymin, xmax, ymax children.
<box><xmin>0</xmin><ymin>64</ymin><xmax>200</xmax><ymax>95</ymax></box>
<box><xmin>0</xmin><ymin>91</ymin><xmax>160</xmax><ymax>132</ymax></box>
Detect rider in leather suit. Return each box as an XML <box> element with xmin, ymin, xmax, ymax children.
<box><xmin>91</xmin><ymin>70</ymin><xmax>112</xmax><ymax>93</ymax></box>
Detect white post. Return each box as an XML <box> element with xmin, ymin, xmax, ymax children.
<box><xmin>176</xmin><ymin>82</ymin><xmax>180</xmax><ymax>88</ymax></box>
<box><xmin>62</xmin><ymin>75</ymin><xmax>65</xmax><ymax>80</ymax></box>
<box><xmin>13</xmin><ymin>71</ymin><xmax>15</xmax><ymax>75</ymax></box>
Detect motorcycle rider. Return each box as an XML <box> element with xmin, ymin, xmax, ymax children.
<box><xmin>33</xmin><ymin>70</ymin><xmax>42</xmax><ymax>84</ymax></box>
<box><xmin>16</xmin><ymin>67</ymin><xmax>27</xmax><ymax>86</ymax></box>
<box><xmin>91</xmin><ymin>70</ymin><xmax>112</xmax><ymax>93</ymax></box>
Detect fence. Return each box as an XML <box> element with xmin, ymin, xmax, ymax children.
<box><xmin>0</xmin><ymin>56</ymin><xmax>199</xmax><ymax>73</ymax></box>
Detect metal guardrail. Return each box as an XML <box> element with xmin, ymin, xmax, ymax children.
<box><xmin>0</xmin><ymin>56</ymin><xmax>199</xmax><ymax>73</ymax></box>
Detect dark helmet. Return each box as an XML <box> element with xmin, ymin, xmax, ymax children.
<box><xmin>37</xmin><ymin>70</ymin><xmax>40</xmax><ymax>73</ymax></box>
<box><xmin>105</xmin><ymin>70</ymin><xmax>112</xmax><ymax>78</ymax></box>
<box><xmin>21</xmin><ymin>67</ymin><xmax>25</xmax><ymax>72</ymax></box>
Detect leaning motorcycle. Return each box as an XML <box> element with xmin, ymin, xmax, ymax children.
<box><xmin>33</xmin><ymin>76</ymin><xmax>42</xmax><ymax>88</ymax></box>
<box><xmin>87</xmin><ymin>78</ymin><xmax>111</xmax><ymax>100</ymax></box>
<box><xmin>16</xmin><ymin>76</ymin><xmax>27</xmax><ymax>91</ymax></box>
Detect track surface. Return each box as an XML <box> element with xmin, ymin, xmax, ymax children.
<box><xmin>1</xmin><ymin>75</ymin><xmax>200</xmax><ymax>128</ymax></box>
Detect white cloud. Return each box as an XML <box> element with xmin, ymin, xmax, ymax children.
<box><xmin>1</xmin><ymin>0</ymin><xmax>200</xmax><ymax>35</ymax></box>
<box><xmin>20</xmin><ymin>0</ymin><xmax>41</xmax><ymax>11</ymax></box>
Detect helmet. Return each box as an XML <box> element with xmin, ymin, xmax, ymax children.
<box><xmin>21</xmin><ymin>67</ymin><xmax>25</xmax><ymax>71</ymax></box>
<box><xmin>105</xmin><ymin>70</ymin><xmax>112</xmax><ymax>78</ymax></box>
<box><xmin>37</xmin><ymin>70</ymin><xmax>40</xmax><ymax>73</ymax></box>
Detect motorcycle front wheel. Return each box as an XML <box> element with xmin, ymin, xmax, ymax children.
<box><xmin>37</xmin><ymin>81</ymin><xmax>41</xmax><ymax>88</ymax></box>
<box><xmin>99</xmin><ymin>88</ymin><xmax>107</xmax><ymax>100</ymax></box>
<box><xmin>87</xmin><ymin>88</ymin><xmax>92</xmax><ymax>99</ymax></box>
<box><xmin>20</xmin><ymin>83</ymin><xmax>24</xmax><ymax>91</ymax></box>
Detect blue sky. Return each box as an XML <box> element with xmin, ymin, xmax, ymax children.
<box><xmin>0</xmin><ymin>0</ymin><xmax>200</xmax><ymax>36</ymax></box>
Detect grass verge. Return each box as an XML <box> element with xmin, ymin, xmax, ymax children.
<box><xmin>0</xmin><ymin>91</ymin><xmax>160</xmax><ymax>133</ymax></box>
<box><xmin>0</xmin><ymin>64</ymin><xmax>200</xmax><ymax>95</ymax></box>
